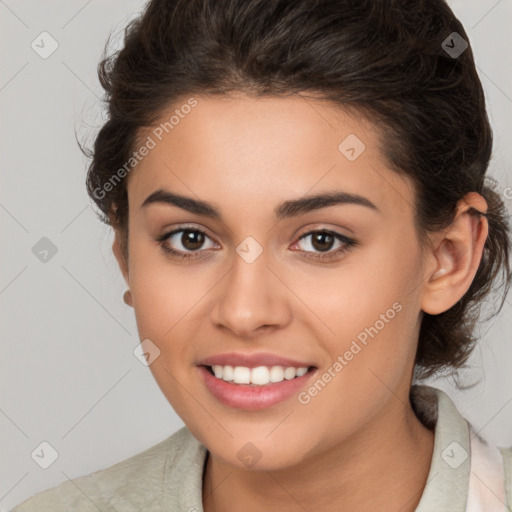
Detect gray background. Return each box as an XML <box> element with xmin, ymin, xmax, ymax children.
<box><xmin>1</xmin><ymin>0</ymin><xmax>511</xmax><ymax>509</ymax></box>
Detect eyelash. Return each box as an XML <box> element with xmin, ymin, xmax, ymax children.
<box><xmin>155</xmin><ymin>226</ymin><xmax>357</xmax><ymax>262</ymax></box>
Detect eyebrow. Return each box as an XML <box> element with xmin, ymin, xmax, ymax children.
<box><xmin>141</xmin><ymin>188</ymin><xmax>379</xmax><ymax>220</ymax></box>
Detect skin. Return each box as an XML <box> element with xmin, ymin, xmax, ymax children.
<box><xmin>111</xmin><ymin>92</ymin><xmax>488</xmax><ymax>512</ymax></box>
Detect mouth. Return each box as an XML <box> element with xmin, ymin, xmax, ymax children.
<box><xmin>197</xmin><ymin>363</ymin><xmax>318</xmax><ymax>410</ymax></box>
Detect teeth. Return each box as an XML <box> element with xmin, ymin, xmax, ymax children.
<box><xmin>210</xmin><ymin>365</ymin><xmax>310</xmax><ymax>385</ymax></box>
<box><xmin>269</xmin><ymin>365</ymin><xmax>284</xmax><ymax>382</ymax></box>
<box><xmin>251</xmin><ymin>366</ymin><xmax>270</xmax><ymax>385</ymax></box>
<box><xmin>284</xmin><ymin>367</ymin><xmax>296</xmax><ymax>380</ymax></box>
<box><xmin>222</xmin><ymin>365</ymin><xmax>234</xmax><ymax>381</ymax></box>
<box><xmin>233</xmin><ymin>366</ymin><xmax>251</xmax><ymax>384</ymax></box>
<box><xmin>296</xmin><ymin>367</ymin><xmax>308</xmax><ymax>377</ymax></box>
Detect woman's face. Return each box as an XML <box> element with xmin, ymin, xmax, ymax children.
<box><xmin>119</xmin><ymin>92</ymin><xmax>430</xmax><ymax>470</ymax></box>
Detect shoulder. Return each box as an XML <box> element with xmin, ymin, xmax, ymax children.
<box><xmin>10</xmin><ymin>426</ymin><xmax>198</xmax><ymax>512</ymax></box>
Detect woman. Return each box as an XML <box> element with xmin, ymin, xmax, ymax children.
<box><xmin>12</xmin><ymin>0</ymin><xmax>512</xmax><ymax>510</ymax></box>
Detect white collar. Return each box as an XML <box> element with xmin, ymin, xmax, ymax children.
<box><xmin>411</xmin><ymin>385</ymin><xmax>507</xmax><ymax>511</ymax></box>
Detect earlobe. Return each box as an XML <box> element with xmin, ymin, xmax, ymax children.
<box><xmin>421</xmin><ymin>192</ymin><xmax>488</xmax><ymax>315</ymax></box>
<box><xmin>123</xmin><ymin>289</ymin><xmax>133</xmax><ymax>307</ymax></box>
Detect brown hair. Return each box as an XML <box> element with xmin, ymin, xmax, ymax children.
<box><xmin>82</xmin><ymin>0</ymin><xmax>511</xmax><ymax>381</ymax></box>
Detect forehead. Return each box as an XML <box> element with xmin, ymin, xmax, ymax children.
<box><xmin>128</xmin><ymin>93</ymin><xmax>415</xmax><ymax>219</ymax></box>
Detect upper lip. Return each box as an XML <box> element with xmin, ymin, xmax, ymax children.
<box><xmin>198</xmin><ymin>352</ymin><xmax>316</xmax><ymax>369</ymax></box>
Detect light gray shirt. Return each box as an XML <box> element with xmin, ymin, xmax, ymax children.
<box><xmin>11</xmin><ymin>385</ymin><xmax>512</xmax><ymax>511</ymax></box>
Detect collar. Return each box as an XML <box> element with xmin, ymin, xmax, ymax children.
<box><xmin>411</xmin><ymin>384</ymin><xmax>471</xmax><ymax>511</ymax></box>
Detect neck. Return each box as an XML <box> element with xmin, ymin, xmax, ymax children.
<box><xmin>202</xmin><ymin>391</ymin><xmax>435</xmax><ymax>512</ymax></box>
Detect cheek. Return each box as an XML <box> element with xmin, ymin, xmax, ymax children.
<box><xmin>127</xmin><ymin>232</ymin><xmax>205</xmax><ymax>334</ymax></box>
<box><xmin>307</xmin><ymin>235</ymin><xmax>418</xmax><ymax>337</ymax></box>
<box><xmin>308</xmin><ymin>238</ymin><xmax>422</xmax><ymax>390</ymax></box>
<box><xmin>127</xmin><ymin>251</ymin><xmax>210</xmax><ymax>418</ymax></box>
<box><xmin>293</xmin><ymin>294</ymin><xmax>419</xmax><ymax>458</ymax></box>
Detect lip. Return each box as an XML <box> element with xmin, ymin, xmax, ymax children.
<box><xmin>197</xmin><ymin>365</ymin><xmax>317</xmax><ymax>410</ymax></box>
<box><xmin>198</xmin><ymin>351</ymin><xmax>315</xmax><ymax>368</ymax></box>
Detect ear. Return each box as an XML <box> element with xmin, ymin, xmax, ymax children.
<box><xmin>421</xmin><ymin>192</ymin><xmax>489</xmax><ymax>315</ymax></box>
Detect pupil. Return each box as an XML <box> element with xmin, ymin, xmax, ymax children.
<box><xmin>182</xmin><ymin>230</ymin><xmax>204</xmax><ymax>250</ymax></box>
<box><xmin>313</xmin><ymin>232</ymin><xmax>333</xmax><ymax>252</ymax></box>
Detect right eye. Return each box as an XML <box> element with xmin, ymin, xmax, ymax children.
<box><xmin>156</xmin><ymin>226</ymin><xmax>218</xmax><ymax>260</ymax></box>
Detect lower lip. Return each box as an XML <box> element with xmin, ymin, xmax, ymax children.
<box><xmin>198</xmin><ymin>365</ymin><xmax>316</xmax><ymax>410</ymax></box>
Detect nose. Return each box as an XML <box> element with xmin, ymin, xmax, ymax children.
<box><xmin>210</xmin><ymin>250</ymin><xmax>292</xmax><ymax>339</ymax></box>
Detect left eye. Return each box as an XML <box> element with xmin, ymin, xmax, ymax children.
<box><xmin>291</xmin><ymin>229</ymin><xmax>356</xmax><ymax>260</ymax></box>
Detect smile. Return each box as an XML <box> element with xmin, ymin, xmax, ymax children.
<box><xmin>198</xmin><ymin>364</ymin><xmax>317</xmax><ymax>410</ymax></box>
